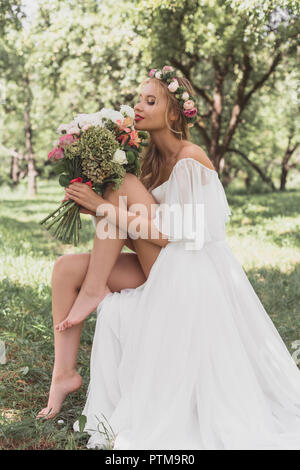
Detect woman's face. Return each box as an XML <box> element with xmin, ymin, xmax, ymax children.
<box><xmin>133</xmin><ymin>80</ymin><xmax>170</xmax><ymax>132</ymax></box>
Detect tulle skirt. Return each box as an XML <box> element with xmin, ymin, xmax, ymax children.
<box><xmin>74</xmin><ymin>239</ymin><xmax>300</xmax><ymax>450</ymax></box>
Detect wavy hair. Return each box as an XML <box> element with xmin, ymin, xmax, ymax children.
<box><xmin>138</xmin><ymin>76</ymin><xmax>196</xmax><ymax>192</ymax></box>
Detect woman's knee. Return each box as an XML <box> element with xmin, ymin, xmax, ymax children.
<box><xmin>103</xmin><ymin>173</ymin><xmax>140</xmax><ymax>198</ymax></box>
<box><xmin>52</xmin><ymin>254</ymin><xmax>90</xmax><ymax>284</ymax></box>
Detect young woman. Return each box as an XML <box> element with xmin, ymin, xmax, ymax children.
<box><xmin>37</xmin><ymin>66</ymin><xmax>300</xmax><ymax>450</ymax></box>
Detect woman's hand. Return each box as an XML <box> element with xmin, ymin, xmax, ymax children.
<box><xmin>79</xmin><ymin>207</ymin><xmax>96</xmax><ymax>216</ymax></box>
<box><xmin>65</xmin><ymin>182</ymin><xmax>106</xmax><ymax>214</ymax></box>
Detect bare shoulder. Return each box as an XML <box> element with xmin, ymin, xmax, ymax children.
<box><xmin>177</xmin><ymin>143</ymin><xmax>216</xmax><ymax>171</ymax></box>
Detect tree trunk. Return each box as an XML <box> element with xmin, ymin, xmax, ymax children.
<box><xmin>244</xmin><ymin>174</ymin><xmax>252</xmax><ymax>190</ymax></box>
<box><xmin>227</xmin><ymin>148</ymin><xmax>277</xmax><ymax>191</ymax></box>
<box><xmin>10</xmin><ymin>156</ymin><xmax>20</xmax><ymax>184</ymax></box>
<box><xmin>188</xmin><ymin>51</ymin><xmax>282</xmax><ymax>181</ymax></box>
<box><xmin>219</xmin><ymin>158</ymin><xmax>239</xmax><ymax>187</ymax></box>
<box><xmin>24</xmin><ymin>74</ymin><xmax>38</xmax><ymax>197</ymax></box>
<box><xmin>279</xmin><ymin>138</ymin><xmax>299</xmax><ymax>191</ymax></box>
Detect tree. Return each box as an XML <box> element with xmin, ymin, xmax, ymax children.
<box><xmin>0</xmin><ymin>1</ymin><xmax>38</xmax><ymax>196</ymax></box>
<box><xmin>134</xmin><ymin>0</ymin><xmax>300</xmax><ymax>182</ymax></box>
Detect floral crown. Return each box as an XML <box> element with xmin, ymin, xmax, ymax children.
<box><xmin>148</xmin><ymin>65</ymin><xmax>198</xmax><ymax>127</ymax></box>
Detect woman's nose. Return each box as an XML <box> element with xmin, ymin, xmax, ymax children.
<box><xmin>134</xmin><ymin>102</ymin><xmax>143</xmax><ymax>113</ymax></box>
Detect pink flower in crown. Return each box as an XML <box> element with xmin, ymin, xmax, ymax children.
<box><xmin>48</xmin><ymin>147</ymin><xmax>64</xmax><ymax>161</ymax></box>
<box><xmin>168</xmin><ymin>78</ymin><xmax>179</xmax><ymax>93</ymax></box>
<box><xmin>162</xmin><ymin>65</ymin><xmax>175</xmax><ymax>73</ymax></box>
<box><xmin>183</xmin><ymin>100</ymin><xmax>195</xmax><ymax>110</ymax></box>
<box><xmin>149</xmin><ymin>69</ymin><xmax>156</xmax><ymax>78</ymax></box>
<box><xmin>58</xmin><ymin>134</ymin><xmax>76</xmax><ymax>148</ymax></box>
<box><xmin>183</xmin><ymin>107</ymin><xmax>198</xmax><ymax>118</ymax></box>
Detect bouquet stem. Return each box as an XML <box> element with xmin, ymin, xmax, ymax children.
<box><xmin>40</xmin><ymin>199</ymin><xmax>82</xmax><ymax>245</ymax></box>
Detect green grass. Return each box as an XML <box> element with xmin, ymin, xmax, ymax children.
<box><xmin>0</xmin><ymin>178</ymin><xmax>299</xmax><ymax>450</ymax></box>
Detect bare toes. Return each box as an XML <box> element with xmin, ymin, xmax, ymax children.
<box><xmin>37</xmin><ymin>407</ymin><xmax>54</xmax><ymax>419</ymax></box>
<box><xmin>56</xmin><ymin>321</ymin><xmax>67</xmax><ymax>332</ymax></box>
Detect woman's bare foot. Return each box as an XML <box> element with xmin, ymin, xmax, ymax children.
<box><xmin>55</xmin><ymin>285</ymin><xmax>112</xmax><ymax>332</ymax></box>
<box><xmin>36</xmin><ymin>371</ymin><xmax>82</xmax><ymax>420</ymax></box>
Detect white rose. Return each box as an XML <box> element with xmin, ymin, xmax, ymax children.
<box><xmin>182</xmin><ymin>91</ymin><xmax>189</xmax><ymax>100</ymax></box>
<box><xmin>99</xmin><ymin>108</ymin><xmax>124</xmax><ymax>124</ymax></box>
<box><xmin>120</xmin><ymin>105</ymin><xmax>135</xmax><ymax>119</ymax></box>
<box><xmin>112</xmin><ymin>149</ymin><xmax>128</xmax><ymax>165</ymax></box>
<box><xmin>74</xmin><ymin>113</ymin><xmax>103</xmax><ymax>128</ymax></box>
<box><xmin>57</xmin><ymin>123</ymin><xmax>69</xmax><ymax>134</ymax></box>
<box><xmin>68</xmin><ymin>126</ymin><xmax>81</xmax><ymax>135</ymax></box>
<box><xmin>155</xmin><ymin>71</ymin><xmax>162</xmax><ymax>79</ymax></box>
<box><xmin>82</xmin><ymin>124</ymin><xmax>92</xmax><ymax>131</ymax></box>
<box><xmin>168</xmin><ymin>79</ymin><xmax>179</xmax><ymax>93</ymax></box>
<box><xmin>62</xmin><ymin>120</ymin><xmax>78</xmax><ymax>133</ymax></box>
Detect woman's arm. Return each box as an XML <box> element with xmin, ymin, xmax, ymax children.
<box><xmin>95</xmin><ymin>203</ymin><xmax>169</xmax><ymax>248</ymax></box>
<box><xmin>65</xmin><ymin>183</ymin><xmax>169</xmax><ymax>249</ymax></box>
<box><xmin>82</xmin><ymin>209</ymin><xmax>136</xmax><ymax>252</ymax></box>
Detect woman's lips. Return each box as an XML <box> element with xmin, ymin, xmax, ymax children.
<box><xmin>134</xmin><ymin>115</ymin><xmax>144</xmax><ymax>122</ymax></box>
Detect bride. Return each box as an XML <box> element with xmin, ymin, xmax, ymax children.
<box><xmin>37</xmin><ymin>66</ymin><xmax>300</xmax><ymax>450</ymax></box>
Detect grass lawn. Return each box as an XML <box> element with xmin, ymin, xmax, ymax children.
<box><xmin>0</xmin><ymin>178</ymin><xmax>300</xmax><ymax>450</ymax></box>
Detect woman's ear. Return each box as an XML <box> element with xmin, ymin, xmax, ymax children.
<box><xmin>169</xmin><ymin>109</ymin><xmax>179</xmax><ymax>122</ymax></box>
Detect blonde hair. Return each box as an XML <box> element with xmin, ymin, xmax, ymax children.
<box><xmin>138</xmin><ymin>76</ymin><xmax>196</xmax><ymax>192</ymax></box>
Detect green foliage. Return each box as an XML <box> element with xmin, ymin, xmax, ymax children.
<box><xmin>1</xmin><ymin>0</ymin><xmax>299</xmax><ymax>191</ymax></box>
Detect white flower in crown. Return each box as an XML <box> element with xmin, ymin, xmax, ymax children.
<box><xmin>155</xmin><ymin>70</ymin><xmax>162</xmax><ymax>79</ymax></box>
<box><xmin>182</xmin><ymin>91</ymin><xmax>189</xmax><ymax>101</ymax></box>
<box><xmin>120</xmin><ymin>105</ymin><xmax>135</xmax><ymax>119</ymax></box>
<box><xmin>112</xmin><ymin>149</ymin><xmax>128</xmax><ymax>165</ymax></box>
<box><xmin>168</xmin><ymin>79</ymin><xmax>179</xmax><ymax>93</ymax></box>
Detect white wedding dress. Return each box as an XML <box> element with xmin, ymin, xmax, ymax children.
<box><xmin>73</xmin><ymin>158</ymin><xmax>300</xmax><ymax>450</ymax></box>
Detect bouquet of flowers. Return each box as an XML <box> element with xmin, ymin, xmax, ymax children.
<box><xmin>40</xmin><ymin>105</ymin><xmax>147</xmax><ymax>246</ymax></box>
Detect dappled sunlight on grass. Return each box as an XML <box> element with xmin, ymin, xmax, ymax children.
<box><xmin>0</xmin><ymin>408</ymin><xmax>22</xmax><ymax>424</ymax></box>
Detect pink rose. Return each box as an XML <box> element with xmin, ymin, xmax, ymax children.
<box><xmin>182</xmin><ymin>91</ymin><xmax>189</xmax><ymax>100</ymax></box>
<box><xmin>149</xmin><ymin>68</ymin><xmax>156</xmax><ymax>77</ymax></box>
<box><xmin>162</xmin><ymin>65</ymin><xmax>174</xmax><ymax>73</ymax></box>
<box><xmin>48</xmin><ymin>147</ymin><xmax>64</xmax><ymax>161</ymax></box>
<box><xmin>58</xmin><ymin>134</ymin><xmax>76</xmax><ymax>147</ymax></box>
<box><xmin>183</xmin><ymin>100</ymin><xmax>195</xmax><ymax>110</ymax></box>
<box><xmin>183</xmin><ymin>107</ymin><xmax>198</xmax><ymax>118</ymax></box>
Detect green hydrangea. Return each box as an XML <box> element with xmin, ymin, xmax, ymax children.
<box><xmin>79</xmin><ymin>127</ymin><xmax>126</xmax><ymax>187</ymax></box>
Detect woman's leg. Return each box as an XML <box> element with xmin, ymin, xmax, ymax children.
<box><xmin>56</xmin><ymin>174</ymin><xmax>162</xmax><ymax>331</ymax></box>
<box><xmin>37</xmin><ymin>250</ymin><xmax>146</xmax><ymax>419</ymax></box>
